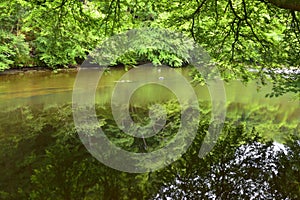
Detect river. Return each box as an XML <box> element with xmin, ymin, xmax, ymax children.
<box><xmin>0</xmin><ymin>67</ymin><xmax>299</xmax><ymax>199</ymax></box>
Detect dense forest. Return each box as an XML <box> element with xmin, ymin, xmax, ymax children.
<box><xmin>0</xmin><ymin>0</ymin><xmax>299</xmax><ymax>95</ymax></box>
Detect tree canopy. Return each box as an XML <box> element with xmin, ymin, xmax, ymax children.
<box><xmin>0</xmin><ymin>0</ymin><xmax>299</xmax><ymax>96</ymax></box>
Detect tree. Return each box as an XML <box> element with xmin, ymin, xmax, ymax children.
<box><xmin>0</xmin><ymin>0</ymin><xmax>299</xmax><ymax>96</ymax></box>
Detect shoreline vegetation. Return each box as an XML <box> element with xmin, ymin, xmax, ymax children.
<box><xmin>1</xmin><ymin>0</ymin><xmax>299</xmax><ymax>95</ymax></box>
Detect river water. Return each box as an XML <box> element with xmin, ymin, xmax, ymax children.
<box><xmin>0</xmin><ymin>67</ymin><xmax>299</xmax><ymax>199</ymax></box>
<box><xmin>0</xmin><ymin>68</ymin><xmax>298</xmax><ymax>140</ymax></box>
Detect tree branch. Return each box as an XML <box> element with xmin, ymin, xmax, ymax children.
<box><xmin>291</xmin><ymin>10</ymin><xmax>300</xmax><ymax>44</ymax></box>
<box><xmin>191</xmin><ymin>0</ymin><xmax>208</xmax><ymax>40</ymax></box>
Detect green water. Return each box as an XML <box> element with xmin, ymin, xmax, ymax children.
<box><xmin>0</xmin><ymin>68</ymin><xmax>299</xmax><ymax>199</ymax></box>
<box><xmin>0</xmin><ymin>68</ymin><xmax>298</xmax><ymax>140</ymax></box>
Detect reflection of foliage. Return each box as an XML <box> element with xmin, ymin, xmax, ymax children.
<box><xmin>226</xmin><ymin>102</ymin><xmax>300</xmax><ymax>141</ymax></box>
<box><xmin>153</xmin><ymin>123</ymin><xmax>300</xmax><ymax>199</ymax></box>
<box><xmin>272</xmin><ymin>136</ymin><xmax>300</xmax><ymax>199</ymax></box>
<box><xmin>267</xmin><ymin>71</ymin><xmax>300</xmax><ymax>97</ymax></box>
<box><xmin>154</xmin><ymin>140</ymin><xmax>297</xmax><ymax>199</ymax></box>
<box><xmin>0</xmin><ymin>102</ymin><xmax>299</xmax><ymax>199</ymax></box>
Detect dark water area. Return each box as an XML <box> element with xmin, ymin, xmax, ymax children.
<box><xmin>0</xmin><ymin>68</ymin><xmax>299</xmax><ymax>199</ymax></box>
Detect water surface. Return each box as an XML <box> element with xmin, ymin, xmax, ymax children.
<box><xmin>0</xmin><ymin>67</ymin><xmax>299</xmax><ymax>199</ymax></box>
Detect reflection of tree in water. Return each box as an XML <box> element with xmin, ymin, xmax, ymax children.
<box><xmin>0</xmin><ymin>104</ymin><xmax>299</xmax><ymax>199</ymax></box>
<box><xmin>154</xmin><ymin>138</ymin><xmax>300</xmax><ymax>199</ymax></box>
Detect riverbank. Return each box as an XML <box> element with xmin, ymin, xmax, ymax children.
<box><xmin>0</xmin><ymin>66</ymin><xmax>79</xmax><ymax>75</ymax></box>
<box><xmin>0</xmin><ymin>62</ymin><xmax>142</xmax><ymax>75</ymax></box>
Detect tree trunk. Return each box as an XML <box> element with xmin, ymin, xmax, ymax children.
<box><xmin>267</xmin><ymin>0</ymin><xmax>300</xmax><ymax>11</ymax></box>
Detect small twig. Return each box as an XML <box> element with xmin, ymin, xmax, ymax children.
<box><xmin>142</xmin><ymin>135</ymin><xmax>148</xmax><ymax>150</ymax></box>
<box><xmin>192</xmin><ymin>0</ymin><xmax>208</xmax><ymax>16</ymax></box>
<box><xmin>231</xmin><ymin>19</ymin><xmax>241</xmax><ymax>60</ymax></box>
<box><xmin>103</xmin><ymin>0</ymin><xmax>115</xmax><ymax>35</ymax></box>
<box><xmin>228</xmin><ymin>0</ymin><xmax>242</xmax><ymax>20</ymax></box>
<box><xmin>215</xmin><ymin>0</ymin><xmax>219</xmax><ymax>22</ymax></box>
<box><xmin>291</xmin><ymin>10</ymin><xmax>300</xmax><ymax>44</ymax></box>
<box><xmin>219</xmin><ymin>19</ymin><xmax>235</xmax><ymax>53</ymax></box>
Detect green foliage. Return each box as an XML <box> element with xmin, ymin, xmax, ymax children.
<box><xmin>0</xmin><ymin>0</ymin><xmax>32</xmax><ymax>70</ymax></box>
<box><xmin>22</xmin><ymin>0</ymin><xmax>101</xmax><ymax>68</ymax></box>
<box><xmin>90</xmin><ymin>28</ymin><xmax>193</xmax><ymax>68</ymax></box>
<box><xmin>0</xmin><ymin>30</ymin><xmax>14</xmax><ymax>70</ymax></box>
<box><xmin>0</xmin><ymin>0</ymin><xmax>299</xmax><ymax>96</ymax></box>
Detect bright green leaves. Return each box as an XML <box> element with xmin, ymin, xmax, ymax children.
<box><xmin>159</xmin><ymin>0</ymin><xmax>299</xmax><ymax>90</ymax></box>
<box><xmin>0</xmin><ymin>0</ymin><xmax>299</xmax><ymax>96</ymax></box>
<box><xmin>21</xmin><ymin>0</ymin><xmax>98</xmax><ymax>68</ymax></box>
<box><xmin>0</xmin><ymin>0</ymin><xmax>32</xmax><ymax>70</ymax></box>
